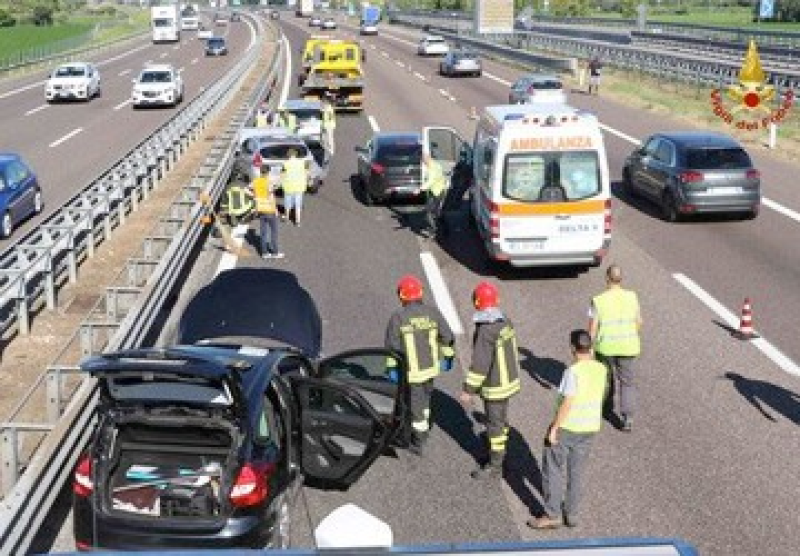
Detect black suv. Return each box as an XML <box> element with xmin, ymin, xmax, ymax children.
<box><xmin>73</xmin><ymin>269</ymin><xmax>409</xmax><ymax>550</ymax></box>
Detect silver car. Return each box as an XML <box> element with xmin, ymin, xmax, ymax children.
<box><xmin>439</xmin><ymin>51</ymin><xmax>481</xmax><ymax>77</ymax></box>
<box><xmin>233</xmin><ymin>128</ymin><xmax>329</xmax><ymax>194</ymax></box>
<box><xmin>508</xmin><ymin>74</ymin><xmax>567</xmax><ymax>104</ymax></box>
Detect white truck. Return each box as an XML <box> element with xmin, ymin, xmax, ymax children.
<box><xmin>296</xmin><ymin>0</ymin><xmax>314</xmax><ymax>17</ymax></box>
<box><xmin>180</xmin><ymin>4</ymin><xmax>200</xmax><ymax>31</ymax></box>
<box><xmin>151</xmin><ymin>5</ymin><xmax>181</xmax><ymax>43</ymax></box>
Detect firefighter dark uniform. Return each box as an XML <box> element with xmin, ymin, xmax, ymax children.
<box><xmin>220</xmin><ymin>181</ymin><xmax>253</xmax><ymax>227</ymax></box>
<box><xmin>385</xmin><ymin>275</ymin><xmax>455</xmax><ymax>455</ymax></box>
<box><xmin>462</xmin><ymin>281</ymin><xmax>521</xmax><ymax>479</ymax></box>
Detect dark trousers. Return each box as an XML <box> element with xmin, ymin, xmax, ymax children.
<box><xmin>409</xmin><ymin>379</ymin><xmax>434</xmax><ymax>446</ymax></box>
<box><xmin>259</xmin><ymin>213</ymin><xmax>279</xmax><ymax>255</ymax></box>
<box><xmin>597</xmin><ymin>354</ymin><xmax>637</xmax><ymax>417</ymax></box>
<box><xmin>542</xmin><ymin>430</ymin><xmax>595</xmax><ymax>519</ymax></box>
<box><xmin>424</xmin><ymin>193</ymin><xmax>444</xmax><ymax>236</ymax></box>
<box><xmin>483</xmin><ymin>398</ymin><xmax>510</xmax><ymax>466</ymax></box>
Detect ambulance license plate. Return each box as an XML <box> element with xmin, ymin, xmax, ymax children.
<box><xmin>506</xmin><ymin>240</ymin><xmax>545</xmax><ymax>253</ymax></box>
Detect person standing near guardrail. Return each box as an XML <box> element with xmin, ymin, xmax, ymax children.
<box><xmin>249</xmin><ymin>165</ymin><xmax>283</xmax><ymax>259</ymax></box>
<box><xmin>587</xmin><ymin>57</ymin><xmax>603</xmax><ymax>95</ymax></box>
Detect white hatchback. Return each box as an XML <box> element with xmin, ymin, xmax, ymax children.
<box><xmin>417</xmin><ymin>36</ymin><xmax>449</xmax><ymax>56</ymax></box>
<box><xmin>45</xmin><ymin>62</ymin><xmax>100</xmax><ymax>102</ymax></box>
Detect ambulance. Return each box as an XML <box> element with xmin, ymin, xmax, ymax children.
<box><xmin>466</xmin><ymin>104</ymin><xmax>611</xmax><ymax>268</ymax></box>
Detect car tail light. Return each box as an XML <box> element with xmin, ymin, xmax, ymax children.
<box><xmin>746</xmin><ymin>169</ymin><xmax>760</xmax><ymax>180</ymax></box>
<box><xmin>371</xmin><ymin>162</ymin><xmax>385</xmax><ymax>175</ymax></box>
<box><xmin>679</xmin><ymin>171</ymin><xmax>704</xmax><ymax>184</ymax></box>
<box><xmin>73</xmin><ymin>453</ymin><xmax>93</xmax><ymax>498</ymax></box>
<box><xmin>603</xmin><ymin>199</ymin><xmax>612</xmax><ymax>235</ymax></box>
<box><xmin>230</xmin><ymin>462</ymin><xmax>275</xmax><ymax>508</ymax></box>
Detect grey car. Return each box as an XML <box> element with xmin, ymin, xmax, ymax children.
<box><xmin>439</xmin><ymin>51</ymin><xmax>481</xmax><ymax>77</ymax></box>
<box><xmin>508</xmin><ymin>74</ymin><xmax>567</xmax><ymax>104</ymax></box>
<box><xmin>622</xmin><ymin>131</ymin><xmax>760</xmax><ymax>221</ymax></box>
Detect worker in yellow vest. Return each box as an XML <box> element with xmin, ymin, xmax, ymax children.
<box><xmin>249</xmin><ymin>166</ymin><xmax>283</xmax><ymax>259</ymax></box>
<box><xmin>255</xmin><ymin>104</ymin><xmax>269</xmax><ymax>128</ymax></box>
<box><xmin>321</xmin><ymin>96</ymin><xmax>337</xmax><ymax>154</ymax></box>
<box><xmin>528</xmin><ymin>330</ymin><xmax>608</xmax><ymax>530</ymax></box>
<box><xmin>588</xmin><ymin>264</ymin><xmax>642</xmax><ymax>432</ymax></box>
<box><xmin>281</xmin><ymin>149</ymin><xmax>309</xmax><ymax>227</ymax></box>
<box><xmin>419</xmin><ymin>153</ymin><xmax>448</xmax><ymax>239</ymax></box>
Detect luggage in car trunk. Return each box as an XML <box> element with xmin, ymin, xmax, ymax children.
<box><xmin>103</xmin><ymin>421</ymin><xmax>236</xmax><ymax>520</ymax></box>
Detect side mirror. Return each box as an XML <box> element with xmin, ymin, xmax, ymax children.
<box><xmin>354</xmin><ymin>146</ymin><xmax>367</xmax><ymax>154</ymax></box>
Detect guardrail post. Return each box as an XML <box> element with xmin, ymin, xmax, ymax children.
<box><xmin>1</xmin><ymin>427</ymin><xmax>20</xmax><ymax>495</ymax></box>
<box><xmin>106</xmin><ymin>287</ymin><xmax>142</xmax><ymax>321</ymax></box>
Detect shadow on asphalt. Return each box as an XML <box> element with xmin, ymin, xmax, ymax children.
<box><xmin>723</xmin><ymin>371</ymin><xmax>800</xmax><ymax>425</ymax></box>
<box><xmin>518</xmin><ymin>347</ymin><xmax>566</xmax><ymax>390</ymax></box>
<box><xmin>431</xmin><ymin>388</ymin><xmax>484</xmax><ymax>466</ymax></box>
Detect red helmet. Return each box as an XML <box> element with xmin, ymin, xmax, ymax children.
<box><xmin>397</xmin><ymin>274</ymin><xmax>424</xmax><ymax>302</ymax></box>
<box><xmin>473</xmin><ymin>281</ymin><xmax>499</xmax><ymax>310</ymax></box>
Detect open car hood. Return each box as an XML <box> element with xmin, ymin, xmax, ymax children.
<box><xmin>178</xmin><ymin>268</ymin><xmax>322</xmax><ymax>357</ymax></box>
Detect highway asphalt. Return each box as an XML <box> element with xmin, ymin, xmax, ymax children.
<box><xmin>24</xmin><ymin>13</ymin><xmax>800</xmax><ymax>555</ymax></box>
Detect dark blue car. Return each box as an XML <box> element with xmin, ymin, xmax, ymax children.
<box><xmin>0</xmin><ymin>153</ymin><xmax>43</xmax><ymax>238</ymax></box>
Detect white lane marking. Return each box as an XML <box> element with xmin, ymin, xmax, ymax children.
<box><xmin>173</xmin><ymin>45</ymin><xmax>180</xmax><ymax>50</ymax></box>
<box><xmin>49</xmin><ymin>127</ymin><xmax>83</xmax><ymax>148</ymax></box>
<box><xmin>0</xmin><ymin>82</ymin><xmax>42</xmax><ymax>100</ymax></box>
<box><xmin>379</xmin><ymin>31</ymin><xmax>417</xmax><ymax>48</ymax></box>
<box><xmin>279</xmin><ymin>34</ymin><xmax>292</xmax><ymax>106</ymax></box>
<box><xmin>118</xmin><ymin>69</ymin><xmax>132</xmax><ymax>76</ymax></box>
<box><xmin>598</xmin><ymin>123</ymin><xmax>641</xmax><ymax>146</ymax></box>
<box><xmin>762</xmin><ymin>198</ymin><xmax>800</xmax><ymax>225</ymax></box>
<box><xmin>178</xmin><ymin>66</ymin><xmax>185</xmax><ymax>73</ymax></box>
<box><xmin>381</xmin><ymin>51</ymin><xmax>389</xmax><ymax>58</ymax></box>
<box><xmin>191</xmin><ymin>58</ymin><xmax>199</xmax><ymax>65</ymax></box>
<box><xmin>420</xmin><ymin>252</ymin><xmax>464</xmax><ymax>335</ymax></box>
<box><xmin>414</xmin><ymin>71</ymin><xmax>426</xmax><ymax>81</ymax></box>
<box><xmin>160</xmin><ymin>52</ymin><xmax>168</xmax><ymax>58</ymax></box>
<box><xmin>114</xmin><ymin>99</ymin><xmax>132</xmax><ymax>110</ymax></box>
<box><xmin>483</xmin><ymin>71</ymin><xmax>511</xmax><ymax>86</ymax></box>
<box><xmin>215</xmin><ymin>224</ymin><xmax>249</xmax><ymax>276</ymax></box>
<box><xmin>438</xmin><ymin>88</ymin><xmax>449</xmax><ymax>97</ymax></box>
<box><xmin>25</xmin><ymin>105</ymin><xmax>48</xmax><ymax>116</ymax></box>
<box><xmin>368</xmin><ymin>115</ymin><xmax>380</xmax><ymax>132</ymax></box>
<box><xmin>674</xmin><ymin>273</ymin><xmax>800</xmax><ymax>377</ymax></box>
<box><xmin>396</xmin><ymin>60</ymin><xmax>405</xmax><ymax>68</ymax></box>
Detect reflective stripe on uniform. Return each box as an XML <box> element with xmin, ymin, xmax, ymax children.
<box><xmin>402</xmin><ymin>323</ymin><xmax>438</xmax><ymax>384</ymax></box>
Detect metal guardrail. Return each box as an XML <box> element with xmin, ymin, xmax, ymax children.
<box><xmin>0</xmin><ymin>16</ymin><xmax>287</xmax><ymax>555</ymax></box>
<box><xmin>391</xmin><ymin>15</ymin><xmax>800</xmax><ymax>96</ymax></box>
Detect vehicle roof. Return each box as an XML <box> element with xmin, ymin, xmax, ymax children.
<box><xmin>55</xmin><ymin>61</ymin><xmax>92</xmax><ymax>68</ymax></box>
<box><xmin>282</xmin><ymin>99</ymin><xmax>323</xmax><ymax>110</ymax></box>
<box><xmin>652</xmin><ymin>131</ymin><xmax>743</xmax><ymax>148</ymax></box>
<box><xmin>239</xmin><ymin>127</ymin><xmax>307</xmax><ymax>144</ymax></box>
<box><xmin>0</xmin><ymin>152</ymin><xmax>22</xmax><ymax>166</ymax></box>
<box><xmin>517</xmin><ymin>73</ymin><xmax>562</xmax><ymax>81</ymax></box>
<box><xmin>178</xmin><ymin>268</ymin><xmax>322</xmax><ymax>357</ymax></box>
<box><xmin>485</xmin><ymin>104</ymin><xmax>594</xmax><ymax>121</ymax></box>
<box><xmin>141</xmin><ymin>64</ymin><xmax>174</xmax><ymax>72</ymax></box>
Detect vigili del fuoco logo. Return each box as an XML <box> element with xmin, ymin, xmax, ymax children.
<box><xmin>710</xmin><ymin>39</ymin><xmax>794</xmax><ymax>130</ymax></box>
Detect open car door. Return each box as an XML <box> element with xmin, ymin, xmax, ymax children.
<box><xmin>292</xmin><ymin>349</ymin><xmax>407</xmax><ymax>489</ymax></box>
<box><xmin>423</xmin><ymin>125</ymin><xmax>471</xmax><ymax>177</ymax></box>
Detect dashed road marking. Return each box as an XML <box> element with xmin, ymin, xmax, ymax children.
<box><xmin>49</xmin><ymin>127</ymin><xmax>83</xmax><ymax>148</ymax></box>
<box><xmin>761</xmin><ymin>198</ymin><xmax>800</xmax><ymax>225</ymax></box>
<box><xmin>191</xmin><ymin>58</ymin><xmax>199</xmax><ymax>65</ymax></box>
<box><xmin>114</xmin><ymin>99</ymin><xmax>132</xmax><ymax>110</ymax></box>
<box><xmin>368</xmin><ymin>115</ymin><xmax>380</xmax><ymax>132</ymax></box>
<box><xmin>674</xmin><ymin>273</ymin><xmax>800</xmax><ymax>377</ymax></box>
<box><xmin>396</xmin><ymin>60</ymin><xmax>405</xmax><ymax>68</ymax></box>
<box><xmin>25</xmin><ymin>105</ymin><xmax>49</xmax><ymax>116</ymax></box>
<box><xmin>420</xmin><ymin>252</ymin><xmax>464</xmax><ymax>335</ymax></box>
<box><xmin>598</xmin><ymin>123</ymin><xmax>641</xmax><ymax>146</ymax></box>
<box><xmin>414</xmin><ymin>72</ymin><xmax>426</xmax><ymax>81</ymax></box>
<box><xmin>160</xmin><ymin>52</ymin><xmax>168</xmax><ymax>58</ymax></box>
<box><xmin>483</xmin><ymin>71</ymin><xmax>511</xmax><ymax>86</ymax></box>
<box><xmin>118</xmin><ymin>69</ymin><xmax>132</xmax><ymax>76</ymax></box>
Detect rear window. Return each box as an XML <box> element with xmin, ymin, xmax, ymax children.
<box><xmin>289</xmin><ymin>109</ymin><xmax>322</xmax><ymax>121</ymax></box>
<box><xmin>207</xmin><ymin>38</ymin><xmax>225</xmax><ymax>46</ymax></box>
<box><xmin>140</xmin><ymin>71</ymin><xmax>172</xmax><ymax>83</ymax></box>
<box><xmin>530</xmin><ymin>79</ymin><xmax>563</xmax><ymax>90</ymax></box>
<box><xmin>685</xmin><ymin>147</ymin><xmax>751</xmax><ymax>170</ymax></box>
<box><xmin>503</xmin><ymin>151</ymin><xmax>601</xmax><ymax>202</ymax></box>
<box><xmin>259</xmin><ymin>143</ymin><xmax>309</xmax><ymax>160</ymax></box>
<box><xmin>375</xmin><ymin>142</ymin><xmax>421</xmax><ymax>165</ymax></box>
<box><xmin>103</xmin><ymin>373</ymin><xmax>233</xmax><ymax>406</ymax></box>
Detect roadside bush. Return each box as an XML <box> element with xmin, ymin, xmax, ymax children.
<box><xmin>0</xmin><ymin>8</ymin><xmax>17</xmax><ymax>27</ymax></box>
<box><xmin>32</xmin><ymin>5</ymin><xmax>54</xmax><ymax>26</ymax></box>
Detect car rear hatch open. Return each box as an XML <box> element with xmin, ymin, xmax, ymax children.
<box><xmin>85</xmin><ymin>350</ymin><xmax>246</xmax><ymax>525</ymax></box>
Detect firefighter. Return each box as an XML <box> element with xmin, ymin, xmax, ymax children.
<box><xmin>220</xmin><ymin>178</ymin><xmax>253</xmax><ymax>229</ymax></box>
<box><xmin>385</xmin><ymin>274</ymin><xmax>455</xmax><ymax>456</ymax></box>
<box><xmin>460</xmin><ymin>281</ymin><xmax>521</xmax><ymax>479</ymax></box>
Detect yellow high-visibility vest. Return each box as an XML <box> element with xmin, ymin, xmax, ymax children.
<box><xmin>252</xmin><ymin>177</ymin><xmax>277</xmax><ymax>214</ymax></box>
<box><xmin>282</xmin><ymin>158</ymin><xmax>307</xmax><ymax>194</ymax></box>
<box><xmin>593</xmin><ymin>289</ymin><xmax>641</xmax><ymax>356</ymax></box>
<box><xmin>560</xmin><ymin>359</ymin><xmax>607</xmax><ymax>433</ymax></box>
<box><xmin>425</xmin><ymin>159</ymin><xmax>447</xmax><ymax>198</ymax></box>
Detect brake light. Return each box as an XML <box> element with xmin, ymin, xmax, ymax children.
<box><xmin>604</xmin><ymin>199</ymin><xmax>612</xmax><ymax>235</ymax></box>
<box><xmin>371</xmin><ymin>162</ymin><xmax>385</xmax><ymax>174</ymax></box>
<box><xmin>73</xmin><ymin>454</ymin><xmax>93</xmax><ymax>498</ymax></box>
<box><xmin>230</xmin><ymin>462</ymin><xmax>275</xmax><ymax>508</ymax></box>
<box><xmin>746</xmin><ymin>169</ymin><xmax>760</xmax><ymax>180</ymax></box>
<box><xmin>679</xmin><ymin>171</ymin><xmax>704</xmax><ymax>184</ymax></box>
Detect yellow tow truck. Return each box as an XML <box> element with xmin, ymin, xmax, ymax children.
<box><xmin>298</xmin><ymin>38</ymin><xmax>365</xmax><ymax>111</ymax></box>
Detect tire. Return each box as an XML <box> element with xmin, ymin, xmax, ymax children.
<box><xmin>1</xmin><ymin>212</ymin><xmax>13</xmax><ymax>239</ymax></box>
<box><xmin>361</xmin><ymin>176</ymin><xmax>374</xmax><ymax>206</ymax></box>
<box><xmin>661</xmin><ymin>192</ymin><xmax>680</xmax><ymax>223</ymax></box>
<box><xmin>33</xmin><ymin>189</ymin><xmax>44</xmax><ymax>215</ymax></box>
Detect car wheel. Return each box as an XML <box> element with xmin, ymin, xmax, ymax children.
<box><xmin>475</xmin><ymin>71</ymin><xmax>482</xmax><ymax>77</ymax></box>
<box><xmin>661</xmin><ymin>192</ymin><xmax>680</xmax><ymax>223</ymax></box>
<box><xmin>1</xmin><ymin>212</ymin><xmax>13</xmax><ymax>239</ymax></box>
<box><xmin>361</xmin><ymin>179</ymin><xmax>374</xmax><ymax>206</ymax></box>
<box><xmin>33</xmin><ymin>189</ymin><xmax>44</xmax><ymax>215</ymax></box>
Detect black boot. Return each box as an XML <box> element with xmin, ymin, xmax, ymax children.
<box><xmin>470</xmin><ymin>452</ymin><xmax>503</xmax><ymax>480</ymax></box>
<box><xmin>409</xmin><ymin>431</ymin><xmax>428</xmax><ymax>456</ymax></box>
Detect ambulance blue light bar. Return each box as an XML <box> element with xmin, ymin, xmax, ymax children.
<box><xmin>503</xmin><ymin>112</ymin><xmax>583</xmax><ymax>126</ymax></box>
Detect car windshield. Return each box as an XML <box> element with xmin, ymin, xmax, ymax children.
<box><xmin>153</xmin><ymin>18</ymin><xmax>172</xmax><ymax>28</ymax></box>
<box><xmin>454</xmin><ymin>54</ymin><xmax>477</xmax><ymax>61</ymax></box>
<box><xmin>376</xmin><ymin>141</ymin><xmax>422</xmax><ymax>165</ymax></box>
<box><xmin>685</xmin><ymin>147</ymin><xmax>751</xmax><ymax>169</ymax></box>
<box><xmin>305</xmin><ymin>140</ymin><xmax>326</xmax><ymax>166</ymax></box>
<box><xmin>529</xmin><ymin>79</ymin><xmax>563</xmax><ymax>90</ymax></box>
<box><xmin>259</xmin><ymin>143</ymin><xmax>310</xmax><ymax>160</ymax></box>
<box><xmin>55</xmin><ymin>66</ymin><xmax>86</xmax><ymax>77</ymax></box>
<box><xmin>290</xmin><ymin>109</ymin><xmax>322</xmax><ymax>122</ymax></box>
<box><xmin>503</xmin><ymin>151</ymin><xmax>601</xmax><ymax>202</ymax></box>
<box><xmin>140</xmin><ymin>71</ymin><xmax>172</xmax><ymax>83</ymax></box>
<box><xmin>207</xmin><ymin>38</ymin><xmax>225</xmax><ymax>47</ymax></box>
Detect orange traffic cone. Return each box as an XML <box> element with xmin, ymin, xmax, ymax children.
<box><xmin>735</xmin><ymin>298</ymin><xmax>757</xmax><ymax>340</ymax></box>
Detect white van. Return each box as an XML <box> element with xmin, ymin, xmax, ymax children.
<box><xmin>467</xmin><ymin>104</ymin><xmax>612</xmax><ymax>268</ymax></box>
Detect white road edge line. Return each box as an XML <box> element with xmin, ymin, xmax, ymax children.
<box><xmin>118</xmin><ymin>69</ymin><xmax>132</xmax><ymax>76</ymax></box>
<box><xmin>215</xmin><ymin>225</ymin><xmax>249</xmax><ymax>276</ymax></box>
<box><xmin>413</xmin><ymin>71</ymin><xmax>425</xmax><ymax>80</ymax></box>
<box><xmin>396</xmin><ymin>60</ymin><xmax>405</xmax><ymax>67</ymax></box>
<box><xmin>278</xmin><ymin>34</ymin><xmax>292</xmax><ymax>106</ymax></box>
<box><xmin>114</xmin><ymin>99</ymin><xmax>132</xmax><ymax>110</ymax></box>
<box><xmin>420</xmin><ymin>252</ymin><xmax>464</xmax><ymax>335</ymax></box>
<box><xmin>483</xmin><ymin>71</ymin><xmax>511</xmax><ymax>86</ymax></box>
<box><xmin>368</xmin><ymin>115</ymin><xmax>380</xmax><ymax>132</ymax></box>
<box><xmin>598</xmin><ymin>123</ymin><xmax>641</xmax><ymax>146</ymax></box>
<box><xmin>674</xmin><ymin>272</ymin><xmax>800</xmax><ymax>377</ymax></box>
<box><xmin>25</xmin><ymin>105</ymin><xmax>48</xmax><ymax>116</ymax></box>
<box><xmin>49</xmin><ymin>127</ymin><xmax>83</xmax><ymax>148</ymax></box>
